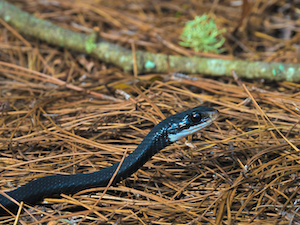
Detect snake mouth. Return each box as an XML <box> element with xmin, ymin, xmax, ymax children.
<box><xmin>168</xmin><ymin>109</ymin><xmax>219</xmax><ymax>142</ymax></box>
<box><xmin>210</xmin><ymin>109</ymin><xmax>219</xmax><ymax>121</ymax></box>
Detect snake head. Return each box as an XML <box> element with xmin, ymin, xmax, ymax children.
<box><xmin>166</xmin><ymin>106</ymin><xmax>219</xmax><ymax>142</ymax></box>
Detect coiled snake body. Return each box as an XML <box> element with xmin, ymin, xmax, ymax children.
<box><xmin>0</xmin><ymin>106</ymin><xmax>218</xmax><ymax>214</ymax></box>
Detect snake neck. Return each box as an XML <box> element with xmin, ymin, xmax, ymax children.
<box><xmin>66</xmin><ymin>126</ymin><xmax>171</xmax><ymax>193</ymax></box>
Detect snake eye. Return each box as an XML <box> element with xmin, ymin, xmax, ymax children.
<box><xmin>190</xmin><ymin>112</ymin><xmax>202</xmax><ymax>123</ymax></box>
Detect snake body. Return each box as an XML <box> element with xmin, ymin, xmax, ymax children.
<box><xmin>0</xmin><ymin>106</ymin><xmax>218</xmax><ymax>214</ymax></box>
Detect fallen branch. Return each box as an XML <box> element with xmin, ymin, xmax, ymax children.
<box><xmin>0</xmin><ymin>1</ymin><xmax>299</xmax><ymax>82</ymax></box>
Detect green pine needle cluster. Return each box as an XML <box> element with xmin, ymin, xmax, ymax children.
<box><xmin>179</xmin><ymin>15</ymin><xmax>226</xmax><ymax>53</ymax></box>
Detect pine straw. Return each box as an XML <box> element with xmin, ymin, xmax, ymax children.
<box><xmin>1</xmin><ymin>1</ymin><xmax>300</xmax><ymax>224</ymax></box>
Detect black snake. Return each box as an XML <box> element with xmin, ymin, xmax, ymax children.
<box><xmin>0</xmin><ymin>106</ymin><xmax>219</xmax><ymax>214</ymax></box>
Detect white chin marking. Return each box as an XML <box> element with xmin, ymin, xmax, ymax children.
<box><xmin>168</xmin><ymin>121</ymin><xmax>212</xmax><ymax>142</ymax></box>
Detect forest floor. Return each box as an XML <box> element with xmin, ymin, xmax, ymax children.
<box><xmin>1</xmin><ymin>0</ymin><xmax>300</xmax><ymax>224</ymax></box>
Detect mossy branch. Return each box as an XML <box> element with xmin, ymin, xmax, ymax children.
<box><xmin>0</xmin><ymin>1</ymin><xmax>300</xmax><ymax>82</ymax></box>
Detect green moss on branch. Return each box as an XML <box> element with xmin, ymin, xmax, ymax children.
<box><xmin>0</xmin><ymin>1</ymin><xmax>300</xmax><ymax>82</ymax></box>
